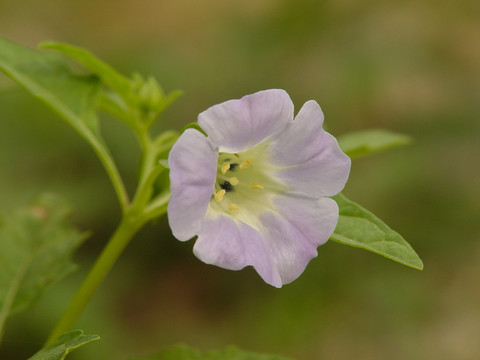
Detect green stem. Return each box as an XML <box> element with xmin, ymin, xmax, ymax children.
<box><xmin>45</xmin><ymin>182</ymin><xmax>170</xmax><ymax>346</ymax></box>
<box><xmin>91</xmin><ymin>138</ymin><xmax>130</xmax><ymax>211</ymax></box>
<box><xmin>45</xmin><ymin>213</ymin><xmax>142</xmax><ymax>346</ymax></box>
<box><xmin>142</xmin><ymin>191</ymin><xmax>170</xmax><ymax>220</ymax></box>
<box><xmin>46</xmin><ymin>124</ymin><xmax>174</xmax><ymax>345</ymax></box>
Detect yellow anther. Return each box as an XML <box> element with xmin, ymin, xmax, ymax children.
<box><xmin>214</xmin><ymin>189</ymin><xmax>226</xmax><ymax>202</ymax></box>
<box><xmin>251</xmin><ymin>182</ymin><xmax>264</xmax><ymax>190</ymax></box>
<box><xmin>229</xmin><ymin>203</ymin><xmax>240</xmax><ymax>211</ymax></box>
<box><xmin>229</xmin><ymin>177</ymin><xmax>239</xmax><ymax>186</ymax></box>
<box><xmin>221</xmin><ymin>162</ymin><xmax>230</xmax><ymax>174</ymax></box>
<box><xmin>239</xmin><ymin>158</ymin><xmax>252</xmax><ymax>169</ymax></box>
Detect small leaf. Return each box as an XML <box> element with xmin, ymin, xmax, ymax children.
<box><xmin>40</xmin><ymin>42</ymin><xmax>183</xmax><ymax>127</ymax></box>
<box><xmin>131</xmin><ymin>344</ymin><xmax>294</xmax><ymax>360</ymax></box>
<box><xmin>0</xmin><ymin>194</ymin><xmax>86</xmax><ymax>341</ymax></box>
<box><xmin>99</xmin><ymin>91</ymin><xmax>137</xmax><ymax>128</ymax></box>
<box><xmin>331</xmin><ymin>193</ymin><xmax>423</xmax><ymax>270</ymax></box>
<box><xmin>0</xmin><ymin>37</ymin><xmax>104</xmax><ymax>149</ymax></box>
<box><xmin>39</xmin><ymin>41</ymin><xmax>134</xmax><ymax>103</ymax></box>
<box><xmin>28</xmin><ymin>330</ymin><xmax>99</xmax><ymax>360</ymax></box>
<box><xmin>337</xmin><ymin>129</ymin><xmax>411</xmax><ymax>159</ymax></box>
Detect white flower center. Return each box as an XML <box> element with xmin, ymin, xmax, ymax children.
<box><xmin>209</xmin><ymin>141</ymin><xmax>287</xmax><ymax>228</ymax></box>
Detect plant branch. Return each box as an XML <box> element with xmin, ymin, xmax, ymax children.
<box><xmin>45</xmin><ymin>212</ymin><xmax>144</xmax><ymax>346</ymax></box>
<box><xmin>91</xmin><ymin>137</ymin><xmax>130</xmax><ymax>211</ymax></box>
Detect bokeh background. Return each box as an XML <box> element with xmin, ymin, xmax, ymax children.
<box><xmin>1</xmin><ymin>0</ymin><xmax>479</xmax><ymax>359</ymax></box>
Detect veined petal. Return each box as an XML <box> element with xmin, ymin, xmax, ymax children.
<box><xmin>198</xmin><ymin>89</ymin><xmax>293</xmax><ymax>153</ymax></box>
<box><xmin>270</xmin><ymin>101</ymin><xmax>351</xmax><ymax>197</ymax></box>
<box><xmin>194</xmin><ymin>210</ymin><xmax>283</xmax><ymax>287</ymax></box>
<box><xmin>167</xmin><ymin>129</ymin><xmax>217</xmax><ymax>241</ymax></box>
<box><xmin>258</xmin><ymin>196</ymin><xmax>339</xmax><ymax>285</ymax></box>
<box><xmin>194</xmin><ymin>196</ymin><xmax>338</xmax><ymax>287</ymax></box>
<box><xmin>167</xmin><ymin>90</ymin><xmax>350</xmax><ymax>288</ymax></box>
<box><xmin>270</xmin><ymin>100</ymin><xmax>326</xmax><ymax>164</ymax></box>
<box><xmin>275</xmin><ymin>134</ymin><xmax>350</xmax><ymax>197</ymax></box>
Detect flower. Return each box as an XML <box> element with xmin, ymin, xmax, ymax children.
<box><xmin>167</xmin><ymin>89</ymin><xmax>350</xmax><ymax>287</ymax></box>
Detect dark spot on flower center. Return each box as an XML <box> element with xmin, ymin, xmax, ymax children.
<box><xmin>220</xmin><ymin>181</ymin><xmax>233</xmax><ymax>192</ymax></box>
<box><xmin>229</xmin><ymin>163</ymin><xmax>238</xmax><ymax>171</ymax></box>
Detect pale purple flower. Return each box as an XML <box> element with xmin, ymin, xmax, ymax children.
<box><xmin>167</xmin><ymin>89</ymin><xmax>350</xmax><ymax>287</ymax></box>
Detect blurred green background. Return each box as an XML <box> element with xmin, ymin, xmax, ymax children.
<box><xmin>1</xmin><ymin>0</ymin><xmax>479</xmax><ymax>359</ymax></box>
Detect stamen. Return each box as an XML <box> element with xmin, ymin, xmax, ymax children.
<box><xmin>229</xmin><ymin>177</ymin><xmax>239</xmax><ymax>186</ymax></box>
<box><xmin>214</xmin><ymin>189</ymin><xmax>226</xmax><ymax>202</ymax></box>
<box><xmin>229</xmin><ymin>203</ymin><xmax>240</xmax><ymax>211</ymax></box>
<box><xmin>221</xmin><ymin>162</ymin><xmax>230</xmax><ymax>174</ymax></box>
<box><xmin>220</xmin><ymin>181</ymin><xmax>233</xmax><ymax>192</ymax></box>
<box><xmin>239</xmin><ymin>158</ymin><xmax>252</xmax><ymax>169</ymax></box>
<box><xmin>251</xmin><ymin>182</ymin><xmax>264</xmax><ymax>190</ymax></box>
<box><xmin>234</xmin><ymin>153</ymin><xmax>239</xmax><ymax>157</ymax></box>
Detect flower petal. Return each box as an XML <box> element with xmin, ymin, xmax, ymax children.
<box><xmin>198</xmin><ymin>89</ymin><xmax>294</xmax><ymax>153</ymax></box>
<box><xmin>193</xmin><ymin>211</ymin><xmax>283</xmax><ymax>287</ymax></box>
<box><xmin>258</xmin><ymin>196</ymin><xmax>339</xmax><ymax>285</ymax></box>
<box><xmin>270</xmin><ymin>100</ymin><xmax>351</xmax><ymax>197</ymax></box>
<box><xmin>193</xmin><ymin>196</ymin><xmax>338</xmax><ymax>287</ymax></box>
<box><xmin>167</xmin><ymin>129</ymin><xmax>217</xmax><ymax>241</ymax></box>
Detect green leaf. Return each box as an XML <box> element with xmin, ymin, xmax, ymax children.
<box><xmin>39</xmin><ymin>41</ymin><xmax>133</xmax><ymax>102</ymax></box>
<box><xmin>0</xmin><ymin>37</ymin><xmax>129</xmax><ymax>209</ymax></box>
<box><xmin>181</xmin><ymin>122</ymin><xmax>207</xmax><ymax>136</ymax></box>
<box><xmin>99</xmin><ymin>91</ymin><xmax>136</xmax><ymax>127</ymax></box>
<box><xmin>28</xmin><ymin>330</ymin><xmax>99</xmax><ymax>360</ymax></box>
<box><xmin>0</xmin><ymin>36</ymin><xmax>103</xmax><ymax>147</ymax></box>
<box><xmin>337</xmin><ymin>129</ymin><xmax>411</xmax><ymax>159</ymax></box>
<box><xmin>40</xmin><ymin>42</ymin><xmax>183</xmax><ymax>128</ymax></box>
<box><xmin>131</xmin><ymin>344</ymin><xmax>294</xmax><ymax>360</ymax></box>
<box><xmin>0</xmin><ymin>194</ymin><xmax>85</xmax><ymax>342</ymax></box>
<box><xmin>330</xmin><ymin>193</ymin><xmax>423</xmax><ymax>270</ymax></box>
